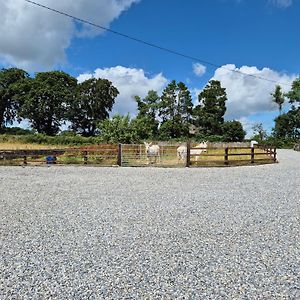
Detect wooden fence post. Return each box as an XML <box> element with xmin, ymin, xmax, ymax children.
<box><xmin>224</xmin><ymin>147</ymin><xmax>229</xmax><ymax>165</ymax></box>
<box><xmin>23</xmin><ymin>156</ymin><xmax>27</xmax><ymax>165</ymax></box>
<box><xmin>84</xmin><ymin>151</ymin><xmax>88</xmax><ymax>165</ymax></box>
<box><xmin>251</xmin><ymin>147</ymin><xmax>255</xmax><ymax>164</ymax></box>
<box><xmin>273</xmin><ymin>148</ymin><xmax>277</xmax><ymax>162</ymax></box>
<box><xmin>117</xmin><ymin>143</ymin><xmax>122</xmax><ymax>167</ymax></box>
<box><xmin>186</xmin><ymin>141</ymin><xmax>191</xmax><ymax>167</ymax></box>
<box><xmin>139</xmin><ymin>144</ymin><xmax>142</xmax><ymax>161</ymax></box>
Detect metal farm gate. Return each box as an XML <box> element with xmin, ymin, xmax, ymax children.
<box><xmin>120</xmin><ymin>143</ymin><xmax>185</xmax><ymax>167</ymax></box>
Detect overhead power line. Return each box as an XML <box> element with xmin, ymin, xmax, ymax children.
<box><xmin>24</xmin><ymin>0</ymin><xmax>291</xmax><ymax>87</ymax></box>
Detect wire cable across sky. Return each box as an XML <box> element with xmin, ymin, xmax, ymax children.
<box><xmin>24</xmin><ymin>0</ymin><xmax>291</xmax><ymax>87</ymax></box>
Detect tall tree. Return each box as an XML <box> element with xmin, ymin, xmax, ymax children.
<box><xmin>222</xmin><ymin>120</ymin><xmax>246</xmax><ymax>142</ymax></box>
<box><xmin>0</xmin><ymin>68</ymin><xmax>28</xmax><ymax>130</ymax></box>
<box><xmin>133</xmin><ymin>90</ymin><xmax>160</xmax><ymax>139</ymax></box>
<box><xmin>271</xmin><ymin>85</ymin><xmax>285</xmax><ymax>115</ymax></box>
<box><xmin>68</xmin><ymin>78</ymin><xmax>119</xmax><ymax>136</ymax></box>
<box><xmin>17</xmin><ymin>71</ymin><xmax>77</xmax><ymax>135</ymax></box>
<box><xmin>273</xmin><ymin>78</ymin><xmax>300</xmax><ymax>140</ymax></box>
<box><xmin>273</xmin><ymin>109</ymin><xmax>300</xmax><ymax>140</ymax></box>
<box><xmin>159</xmin><ymin>80</ymin><xmax>177</xmax><ymax>123</ymax></box>
<box><xmin>194</xmin><ymin>80</ymin><xmax>227</xmax><ymax>135</ymax></box>
<box><xmin>252</xmin><ymin>123</ymin><xmax>268</xmax><ymax>141</ymax></box>
<box><xmin>286</xmin><ymin>77</ymin><xmax>300</xmax><ymax>105</ymax></box>
<box><xmin>158</xmin><ymin>80</ymin><xmax>193</xmax><ymax>139</ymax></box>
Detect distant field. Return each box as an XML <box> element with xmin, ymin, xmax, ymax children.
<box><xmin>0</xmin><ymin>142</ymin><xmax>64</xmax><ymax>150</ymax></box>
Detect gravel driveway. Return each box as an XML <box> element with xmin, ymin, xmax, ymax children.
<box><xmin>0</xmin><ymin>149</ymin><xmax>299</xmax><ymax>299</ymax></box>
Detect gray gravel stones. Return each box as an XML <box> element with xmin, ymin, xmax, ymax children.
<box><xmin>0</xmin><ymin>149</ymin><xmax>299</xmax><ymax>299</ymax></box>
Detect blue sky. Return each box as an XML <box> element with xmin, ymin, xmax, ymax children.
<box><xmin>0</xmin><ymin>0</ymin><xmax>299</xmax><ymax>136</ymax></box>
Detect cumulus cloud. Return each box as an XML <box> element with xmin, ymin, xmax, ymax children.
<box><xmin>193</xmin><ymin>63</ymin><xmax>207</xmax><ymax>77</ymax></box>
<box><xmin>78</xmin><ymin>66</ymin><xmax>168</xmax><ymax>116</ymax></box>
<box><xmin>0</xmin><ymin>0</ymin><xmax>139</xmax><ymax>70</ymax></box>
<box><xmin>210</xmin><ymin>64</ymin><xmax>296</xmax><ymax>120</ymax></box>
<box><xmin>269</xmin><ymin>0</ymin><xmax>293</xmax><ymax>8</ymax></box>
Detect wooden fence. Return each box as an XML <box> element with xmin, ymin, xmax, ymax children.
<box><xmin>0</xmin><ymin>143</ymin><xmax>277</xmax><ymax>167</ymax></box>
<box><xmin>186</xmin><ymin>143</ymin><xmax>276</xmax><ymax>167</ymax></box>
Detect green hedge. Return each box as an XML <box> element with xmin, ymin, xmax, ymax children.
<box><xmin>0</xmin><ymin>134</ymin><xmax>102</xmax><ymax>146</ymax></box>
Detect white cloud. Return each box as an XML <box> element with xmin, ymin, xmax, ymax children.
<box><xmin>237</xmin><ymin>117</ymin><xmax>256</xmax><ymax>138</ymax></box>
<box><xmin>269</xmin><ymin>0</ymin><xmax>293</xmax><ymax>8</ymax></box>
<box><xmin>0</xmin><ymin>0</ymin><xmax>139</xmax><ymax>70</ymax></box>
<box><xmin>78</xmin><ymin>66</ymin><xmax>168</xmax><ymax>116</ymax></box>
<box><xmin>193</xmin><ymin>63</ymin><xmax>207</xmax><ymax>77</ymax></box>
<box><xmin>210</xmin><ymin>64</ymin><xmax>297</xmax><ymax>120</ymax></box>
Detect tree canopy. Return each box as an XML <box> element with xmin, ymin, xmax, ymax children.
<box><xmin>0</xmin><ymin>67</ymin><xmax>252</xmax><ymax>143</ymax></box>
<box><xmin>159</xmin><ymin>80</ymin><xmax>193</xmax><ymax>139</ymax></box>
<box><xmin>0</xmin><ymin>68</ymin><xmax>28</xmax><ymax>129</ymax></box>
<box><xmin>271</xmin><ymin>85</ymin><xmax>285</xmax><ymax>115</ymax></box>
<box><xmin>134</xmin><ymin>90</ymin><xmax>160</xmax><ymax>139</ymax></box>
<box><xmin>272</xmin><ymin>78</ymin><xmax>300</xmax><ymax>141</ymax></box>
<box><xmin>194</xmin><ymin>80</ymin><xmax>227</xmax><ymax>136</ymax></box>
<box><xmin>68</xmin><ymin>78</ymin><xmax>119</xmax><ymax>136</ymax></box>
<box><xmin>17</xmin><ymin>71</ymin><xmax>77</xmax><ymax>135</ymax></box>
<box><xmin>222</xmin><ymin>120</ymin><xmax>246</xmax><ymax>142</ymax></box>
<box><xmin>286</xmin><ymin>77</ymin><xmax>300</xmax><ymax>106</ymax></box>
<box><xmin>99</xmin><ymin>114</ymin><xmax>139</xmax><ymax>144</ymax></box>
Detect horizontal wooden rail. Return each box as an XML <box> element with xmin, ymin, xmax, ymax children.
<box><xmin>0</xmin><ymin>143</ymin><xmax>277</xmax><ymax>167</ymax></box>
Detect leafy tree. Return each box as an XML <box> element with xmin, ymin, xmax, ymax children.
<box><xmin>68</xmin><ymin>78</ymin><xmax>119</xmax><ymax>136</ymax></box>
<box><xmin>133</xmin><ymin>90</ymin><xmax>160</xmax><ymax>139</ymax></box>
<box><xmin>131</xmin><ymin>116</ymin><xmax>158</xmax><ymax>141</ymax></box>
<box><xmin>271</xmin><ymin>85</ymin><xmax>285</xmax><ymax>115</ymax></box>
<box><xmin>159</xmin><ymin>80</ymin><xmax>177</xmax><ymax>123</ymax></box>
<box><xmin>135</xmin><ymin>90</ymin><xmax>159</xmax><ymax>119</ymax></box>
<box><xmin>0</xmin><ymin>68</ymin><xmax>28</xmax><ymax>129</ymax></box>
<box><xmin>99</xmin><ymin>114</ymin><xmax>139</xmax><ymax>143</ymax></box>
<box><xmin>194</xmin><ymin>80</ymin><xmax>227</xmax><ymax>135</ymax></box>
<box><xmin>286</xmin><ymin>77</ymin><xmax>300</xmax><ymax>107</ymax></box>
<box><xmin>272</xmin><ymin>78</ymin><xmax>300</xmax><ymax>140</ymax></box>
<box><xmin>273</xmin><ymin>109</ymin><xmax>300</xmax><ymax>140</ymax></box>
<box><xmin>222</xmin><ymin>120</ymin><xmax>246</xmax><ymax>142</ymax></box>
<box><xmin>17</xmin><ymin>71</ymin><xmax>77</xmax><ymax>135</ymax></box>
<box><xmin>252</xmin><ymin>123</ymin><xmax>268</xmax><ymax>141</ymax></box>
<box><xmin>158</xmin><ymin>80</ymin><xmax>193</xmax><ymax>139</ymax></box>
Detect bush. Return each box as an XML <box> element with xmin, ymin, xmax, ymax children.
<box><xmin>262</xmin><ymin>137</ymin><xmax>296</xmax><ymax>149</ymax></box>
<box><xmin>0</xmin><ymin>133</ymin><xmax>102</xmax><ymax>146</ymax></box>
<box><xmin>0</xmin><ymin>127</ymin><xmax>34</xmax><ymax>135</ymax></box>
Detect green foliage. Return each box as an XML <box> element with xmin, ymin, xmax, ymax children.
<box><xmin>158</xmin><ymin>119</ymin><xmax>176</xmax><ymax>140</ymax></box>
<box><xmin>0</xmin><ymin>127</ymin><xmax>33</xmax><ymax>135</ymax></box>
<box><xmin>0</xmin><ymin>68</ymin><xmax>28</xmax><ymax>129</ymax></box>
<box><xmin>222</xmin><ymin>120</ymin><xmax>246</xmax><ymax>142</ymax></box>
<box><xmin>134</xmin><ymin>90</ymin><xmax>160</xmax><ymax>139</ymax></box>
<box><xmin>194</xmin><ymin>80</ymin><xmax>227</xmax><ymax>135</ymax></box>
<box><xmin>0</xmin><ymin>133</ymin><xmax>101</xmax><ymax>146</ymax></box>
<box><xmin>286</xmin><ymin>77</ymin><xmax>300</xmax><ymax>106</ymax></box>
<box><xmin>99</xmin><ymin>115</ymin><xmax>139</xmax><ymax>144</ymax></box>
<box><xmin>131</xmin><ymin>116</ymin><xmax>159</xmax><ymax>140</ymax></box>
<box><xmin>252</xmin><ymin>123</ymin><xmax>268</xmax><ymax>141</ymax></box>
<box><xmin>135</xmin><ymin>90</ymin><xmax>160</xmax><ymax>119</ymax></box>
<box><xmin>271</xmin><ymin>78</ymin><xmax>300</xmax><ymax>143</ymax></box>
<box><xmin>158</xmin><ymin>81</ymin><xmax>193</xmax><ymax>138</ymax></box>
<box><xmin>262</xmin><ymin>136</ymin><xmax>296</xmax><ymax>149</ymax></box>
<box><xmin>273</xmin><ymin>108</ymin><xmax>300</xmax><ymax>140</ymax></box>
<box><xmin>17</xmin><ymin>71</ymin><xmax>77</xmax><ymax>135</ymax></box>
<box><xmin>271</xmin><ymin>85</ymin><xmax>285</xmax><ymax>115</ymax></box>
<box><xmin>68</xmin><ymin>78</ymin><xmax>119</xmax><ymax>136</ymax></box>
